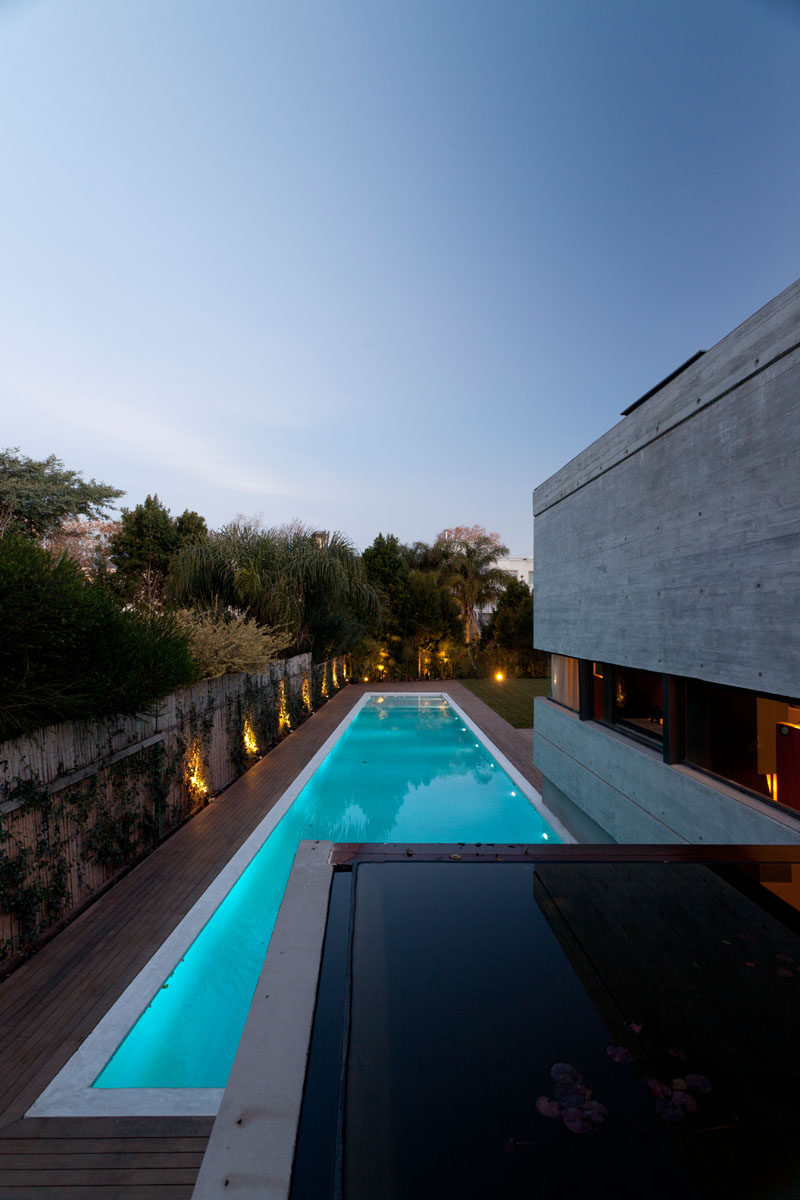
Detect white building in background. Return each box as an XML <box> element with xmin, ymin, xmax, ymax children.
<box><xmin>496</xmin><ymin>556</ymin><xmax>534</xmax><ymax>590</ymax></box>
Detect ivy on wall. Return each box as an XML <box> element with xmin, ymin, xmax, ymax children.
<box><xmin>0</xmin><ymin>657</ymin><xmax>348</xmax><ymax>970</ymax></box>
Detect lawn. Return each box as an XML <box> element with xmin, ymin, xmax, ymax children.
<box><xmin>460</xmin><ymin>677</ymin><xmax>547</xmax><ymax>728</ymax></box>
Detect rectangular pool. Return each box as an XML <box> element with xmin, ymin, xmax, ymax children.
<box><xmin>30</xmin><ymin>692</ymin><xmax>571</xmax><ymax>1116</ymax></box>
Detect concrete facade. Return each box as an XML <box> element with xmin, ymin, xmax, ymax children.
<box><xmin>532</xmin><ymin>278</ymin><xmax>800</xmax><ymax>843</ymax></box>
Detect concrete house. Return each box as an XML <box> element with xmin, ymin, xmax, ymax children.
<box><xmin>532</xmin><ymin>277</ymin><xmax>800</xmax><ymax>844</ymax></box>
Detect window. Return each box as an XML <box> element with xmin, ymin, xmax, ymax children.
<box><xmin>590</xmin><ymin>662</ymin><xmax>664</xmax><ymax>747</ymax></box>
<box><xmin>548</xmin><ymin>654</ymin><xmax>579</xmax><ymax>712</ymax></box>
<box><xmin>685</xmin><ymin>680</ymin><xmax>800</xmax><ymax>812</ymax></box>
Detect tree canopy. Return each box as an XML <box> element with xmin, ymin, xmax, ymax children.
<box><xmin>436</xmin><ymin>526</ymin><xmax>509</xmax><ymax>646</ymax></box>
<box><xmin>168</xmin><ymin>521</ymin><xmax>379</xmax><ymax>660</ymax></box>
<box><xmin>480</xmin><ymin>576</ymin><xmax>545</xmax><ymax>677</ymax></box>
<box><xmin>110</xmin><ymin>494</ymin><xmax>208</xmax><ymax>607</ymax></box>
<box><xmin>0</xmin><ymin>534</ymin><xmax>195</xmax><ymax>739</ymax></box>
<box><xmin>0</xmin><ymin>448</ymin><xmax>123</xmax><ymax>540</ymax></box>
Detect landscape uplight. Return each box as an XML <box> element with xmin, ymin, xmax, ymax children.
<box><xmin>243</xmin><ymin>717</ymin><xmax>259</xmax><ymax>756</ymax></box>
<box><xmin>495</xmin><ymin>671</ymin><xmax>504</xmax><ymax>682</ymax></box>
<box><xmin>186</xmin><ymin>745</ymin><xmax>209</xmax><ymax>800</ymax></box>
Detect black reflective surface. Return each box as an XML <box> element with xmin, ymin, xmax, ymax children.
<box><xmin>292</xmin><ymin>856</ymin><xmax>800</xmax><ymax>1200</ymax></box>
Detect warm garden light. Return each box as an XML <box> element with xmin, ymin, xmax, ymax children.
<box><xmin>302</xmin><ymin>676</ymin><xmax>312</xmax><ymax>712</ymax></box>
<box><xmin>495</xmin><ymin>672</ymin><xmax>504</xmax><ymax>682</ymax></box>
<box><xmin>186</xmin><ymin>745</ymin><xmax>208</xmax><ymax>799</ymax></box>
<box><xmin>277</xmin><ymin>680</ymin><xmax>291</xmax><ymax>734</ymax></box>
<box><xmin>243</xmin><ymin>718</ymin><xmax>258</xmax><ymax>756</ymax></box>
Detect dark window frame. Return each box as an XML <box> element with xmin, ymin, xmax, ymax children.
<box><xmin>573</xmin><ymin>658</ymin><xmax>800</xmax><ymax>815</ymax></box>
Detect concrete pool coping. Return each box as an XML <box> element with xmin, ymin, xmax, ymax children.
<box><xmin>28</xmin><ymin>691</ymin><xmax>571</xmax><ymax>1119</ymax></box>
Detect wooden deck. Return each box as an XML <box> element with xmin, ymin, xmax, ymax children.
<box><xmin>0</xmin><ymin>682</ymin><xmax>540</xmax><ymax>1197</ymax></box>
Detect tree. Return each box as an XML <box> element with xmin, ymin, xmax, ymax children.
<box><xmin>359</xmin><ymin>534</ymin><xmax>462</xmax><ymax>678</ymax></box>
<box><xmin>0</xmin><ymin>534</ymin><xmax>195</xmax><ymax>739</ymax></box>
<box><xmin>0</xmin><ymin>448</ymin><xmax>123</xmax><ymax>540</ymax></box>
<box><xmin>436</xmin><ymin>526</ymin><xmax>509</xmax><ymax>648</ymax></box>
<box><xmin>168</xmin><ymin>521</ymin><xmax>379</xmax><ymax>659</ymax></box>
<box><xmin>110</xmin><ymin>495</ymin><xmax>208</xmax><ymax>607</ymax></box>
<box><xmin>480</xmin><ymin>577</ymin><xmax>546</xmax><ymax>677</ymax></box>
<box><xmin>362</xmin><ymin>533</ymin><xmax>413</xmax><ymax>641</ymax></box>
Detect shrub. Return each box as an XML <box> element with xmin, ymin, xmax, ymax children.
<box><xmin>0</xmin><ymin>535</ymin><xmax>196</xmax><ymax>740</ymax></box>
<box><xmin>174</xmin><ymin>610</ymin><xmax>292</xmax><ymax>679</ymax></box>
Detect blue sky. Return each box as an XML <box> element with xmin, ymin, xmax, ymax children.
<box><xmin>2</xmin><ymin>0</ymin><xmax>798</xmax><ymax>555</ymax></box>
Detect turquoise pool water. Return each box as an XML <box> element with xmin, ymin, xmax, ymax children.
<box><xmin>94</xmin><ymin>696</ymin><xmax>560</xmax><ymax>1089</ymax></box>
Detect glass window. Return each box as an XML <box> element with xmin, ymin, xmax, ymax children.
<box><xmin>548</xmin><ymin>654</ymin><xmax>579</xmax><ymax>712</ymax></box>
<box><xmin>609</xmin><ymin>665</ymin><xmax>664</xmax><ymax>745</ymax></box>
<box><xmin>685</xmin><ymin>680</ymin><xmax>800</xmax><ymax>812</ymax></box>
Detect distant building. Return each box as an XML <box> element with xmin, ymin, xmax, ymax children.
<box><xmin>496</xmin><ymin>555</ymin><xmax>534</xmax><ymax>590</ymax></box>
<box><xmin>532</xmin><ymin>277</ymin><xmax>800</xmax><ymax>843</ymax></box>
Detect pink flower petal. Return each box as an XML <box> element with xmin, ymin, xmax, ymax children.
<box><xmin>777</xmin><ymin>953</ymin><xmax>794</xmax><ymax>964</ymax></box>
<box><xmin>583</xmin><ymin>1100</ymin><xmax>608</xmax><ymax>1123</ymax></box>
<box><xmin>777</xmin><ymin>967</ymin><xmax>794</xmax><ymax>979</ymax></box>
<box><xmin>551</xmin><ymin>1063</ymin><xmax>582</xmax><ymax>1085</ymax></box>
<box><xmin>606</xmin><ymin>1045</ymin><xmax>633</xmax><ymax>1064</ymax></box>
<box><xmin>685</xmin><ymin>1074</ymin><xmax>711</xmax><ymax>1093</ymax></box>
<box><xmin>536</xmin><ymin>1096</ymin><xmax>561</xmax><ymax>1119</ymax></box>
<box><xmin>646</xmin><ymin>1078</ymin><xmax>673</xmax><ymax>1100</ymax></box>
<box><xmin>672</xmin><ymin>1091</ymin><xmax>698</xmax><ymax>1113</ymax></box>
<box><xmin>562</xmin><ymin>1107</ymin><xmax>593</xmax><ymax>1134</ymax></box>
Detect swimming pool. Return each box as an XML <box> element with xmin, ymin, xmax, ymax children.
<box><xmin>30</xmin><ymin>692</ymin><xmax>571</xmax><ymax>1116</ymax></box>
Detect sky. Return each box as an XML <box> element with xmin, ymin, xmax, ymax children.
<box><xmin>1</xmin><ymin>0</ymin><xmax>799</xmax><ymax>556</ymax></box>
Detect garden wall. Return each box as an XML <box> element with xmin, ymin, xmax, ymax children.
<box><xmin>0</xmin><ymin>653</ymin><xmax>349</xmax><ymax>968</ymax></box>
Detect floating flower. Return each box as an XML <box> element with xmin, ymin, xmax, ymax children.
<box><xmin>606</xmin><ymin>1045</ymin><xmax>633</xmax><ymax>1064</ymax></box>
<box><xmin>562</xmin><ymin>1107</ymin><xmax>593</xmax><ymax>1135</ymax></box>
<box><xmin>536</xmin><ymin>1097</ymin><xmax>561</xmax><ymax>1119</ymax></box>
<box><xmin>685</xmin><ymin>1074</ymin><xmax>711</xmax><ymax>1093</ymax></box>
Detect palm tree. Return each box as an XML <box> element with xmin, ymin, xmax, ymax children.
<box><xmin>440</xmin><ymin>531</ymin><xmax>510</xmax><ymax>648</ymax></box>
<box><xmin>167</xmin><ymin>521</ymin><xmax>379</xmax><ymax>658</ymax></box>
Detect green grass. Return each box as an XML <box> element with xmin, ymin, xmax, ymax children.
<box><xmin>460</xmin><ymin>677</ymin><xmax>547</xmax><ymax>728</ymax></box>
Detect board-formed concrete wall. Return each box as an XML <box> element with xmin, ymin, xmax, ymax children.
<box><xmin>533</xmin><ymin>277</ymin><xmax>800</xmax><ymax>699</ymax></box>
